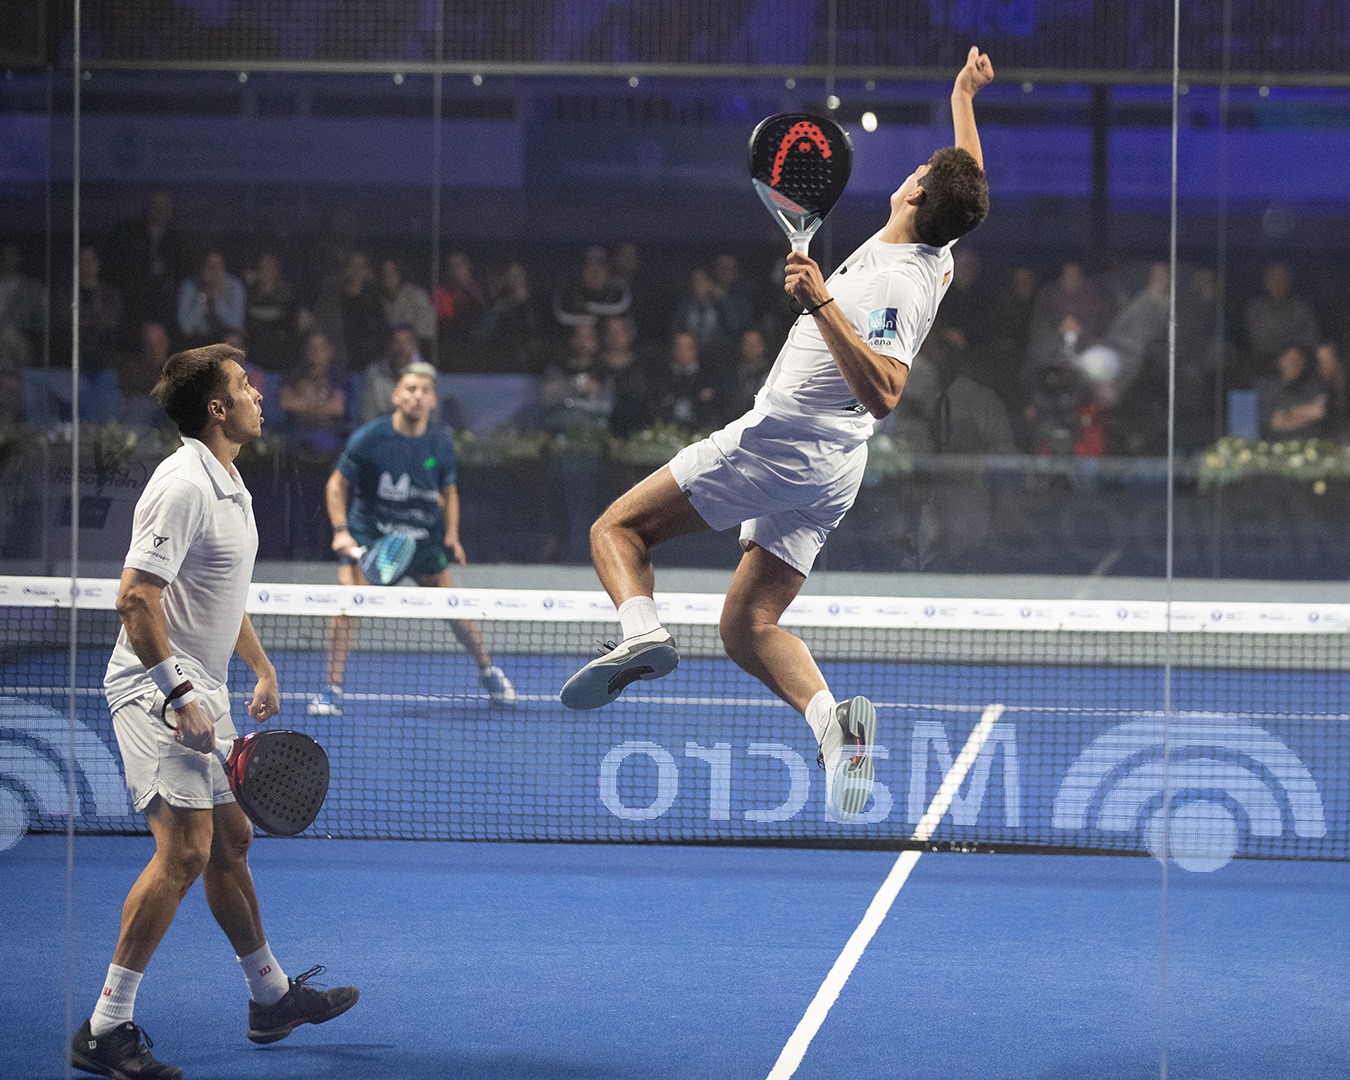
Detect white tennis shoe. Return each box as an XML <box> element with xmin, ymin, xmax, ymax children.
<box><xmin>560</xmin><ymin>629</ymin><xmax>679</xmax><ymax>710</ymax></box>
<box><xmin>818</xmin><ymin>695</ymin><xmax>877</xmax><ymax>821</ymax></box>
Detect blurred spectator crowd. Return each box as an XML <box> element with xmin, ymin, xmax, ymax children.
<box><xmin>3</xmin><ymin>188</ymin><xmax>1349</xmax><ymax>467</ymax></box>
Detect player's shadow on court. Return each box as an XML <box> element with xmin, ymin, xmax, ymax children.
<box><xmin>249</xmin><ymin>1044</ymin><xmax>630</xmax><ymax>1079</ymax></box>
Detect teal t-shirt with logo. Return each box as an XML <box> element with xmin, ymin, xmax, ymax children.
<box><xmin>337</xmin><ymin>415</ymin><xmax>457</xmax><ymax>549</ymax></box>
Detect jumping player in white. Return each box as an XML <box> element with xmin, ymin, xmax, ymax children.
<box><xmin>561</xmin><ymin>47</ymin><xmax>995</xmax><ymax>823</ymax></box>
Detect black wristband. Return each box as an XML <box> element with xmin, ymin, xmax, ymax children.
<box><xmin>789</xmin><ymin>296</ymin><xmax>836</xmax><ymax>317</ymax></box>
<box><xmin>333</xmin><ymin>522</ymin><xmax>348</xmax><ymax>531</ymax></box>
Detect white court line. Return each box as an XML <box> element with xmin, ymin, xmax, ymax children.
<box><xmin>765</xmin><ymin>702</ymin><xmax>1007</xmax><ymax>1080</ymax></box>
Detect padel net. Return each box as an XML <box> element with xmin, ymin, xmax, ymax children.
<box><xmin>2</xmin><ymin>576</ymin><xmax>1348</xmax><ymax>866</ymax></box>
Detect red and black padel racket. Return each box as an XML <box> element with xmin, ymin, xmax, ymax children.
<box><xmin>163</xmin><ymin>717</ymin><xmax>330</xmax><ymax>836</ymax></box>
<box><xmin>749</xmin><ymin>112</ymin><xmax>853</xmax><ymax>254</ymax></box>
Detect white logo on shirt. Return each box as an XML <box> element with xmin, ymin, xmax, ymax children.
<box><xmin>377</xmin><ymin>472</ymin><xmax>412</xmax><ymax>502</ymax></box>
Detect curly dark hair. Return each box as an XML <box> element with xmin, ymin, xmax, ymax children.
<box><xmin>913</xmin><ymin>147</ymin><xmax>989</xmax><ymax>247</ymax></box>
<box><xmin>152</xmin><ymin>343</ymin><xmax>243</xmax><ymax>437</ymax></box>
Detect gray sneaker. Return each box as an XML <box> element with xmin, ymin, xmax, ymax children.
<box><xmin>69</xmin><ymin>1019</ymin><xmax>181</xmax><ymax>1080</ymax></box>
<box><xmin>818</xmin><ymin>696</ymin><xmax>877</xmax><ymax>821</ymax></box>
<box><xmin>559</xmin><ymin>629</ymin><xmax>679</xmax><ymax>710</ymax></box>
<box><xmin>246</xmin><ymin>965</ymin><xmax>359</xmax><ymax>1045</ymax></box>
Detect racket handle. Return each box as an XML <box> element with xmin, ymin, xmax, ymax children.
<box><xmin>790</xmin><ymin>233</ymin><xmax>810</xmax><ymax>255</ymax></box>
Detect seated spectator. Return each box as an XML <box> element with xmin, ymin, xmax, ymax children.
<box><xmin>1256</xmin><ymin>345</ymin><xmax>1326</xmax><ymax>441</ymax></box>
<box><xmin>118</xmin><ymin>321</ymin><xmax>172</xmax><ymax>430</ymax></box>
<box><xmin>243</xmin><ymin>251</ymin><xmax>300</xmax><ymax>372</ymax></box>
<box><xmin>473</xmin><ymin>261</ymin><xmax>539</xmax><ymax>373</ymax></box>
<box><xmin>1313</xmin><ymin>341</ymin><xmax>1349</xmax><ymax>442</ymax></box>
<box><xmin>1245</xmin><ymin>261</ymin><xmax>1321</xmax><ymax>378</ymax></box>
<box><xmin>670</xmin><ymin>266</ymin><xmax>734</xmax><ymax>358</ymax></box>
<box><xmin>379</xmin><ymin>257</ymin><xmax>436</xmax><ymax>356</ymax></box>
<box><xmin>333</xmin><ymin>251</ymin><xmax>387</xmax><ymax>375</ymax></box>
<box><xmin>176</xmin><ymin>250</ymin><xmax>245</xmax><ymax>348</ymax></box>
<box><xmin>727</xmin><ymin>326</ymin><xmax>772</xmax><ymax>418</ymax></box>
<box><xmin>434</xmin><ymin>250</ymin><xmax>487</xmax><ymax>368</ymax></box>
<box><xmin>361</xmin><ymin>323</ymin><xmax>425</xmax><ymax>423</ymax></box>
<box><xmin>1099</xmin><ymin>261</ymin><xmax>1172</xmax><ymax>453</ymax></box>
<box><xmin>552</xmin><ymin>246</ymin><xmax>631</xmax><ymax>333</ymax></box>
<box><xmin>596</xmin><ymin>316</ymin><xmax>651</xmax><ymax>438</ymax></box>
<box><xmin>1022</xmin><ymin>355</ymin><xmax>1104</xmax><ymax>457</ymax></box>
<box><xmin>279</xmin><ymin>331</ymin><xmax>349</xmax><ymax>458</ymax></box>
<box><xmin>651</xmin><ymin>330</ymin><xmax>728</xmax><ymax>432</ymax></box>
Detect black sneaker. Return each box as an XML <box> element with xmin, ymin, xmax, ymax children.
<box><xmin>246</xmin><ymin>965</ymin><xmax>359</xmax><ymax>1044</ymax></box>
<box><xmin>69</xmin><ymin>1019</ymin><xmax>182</xmax><ymax>1080</ymax></box>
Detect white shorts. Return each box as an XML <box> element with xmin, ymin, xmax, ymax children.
<box><xmin>111</xmin><ymin>685</ymin><xmax>238</xmax><ymax>813</ymax></box>
<box><xmin>667</xmin><ymin>408</ymin><xmax>868</xmax><ymax>576</ymax></box>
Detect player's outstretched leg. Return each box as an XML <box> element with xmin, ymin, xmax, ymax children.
<box><xmin>817</xmin><ymin>695</ymin><xmax>877</xmax><ymax>821</ymax></box>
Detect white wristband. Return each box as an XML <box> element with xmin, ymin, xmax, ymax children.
<box><xmin>147</xmin><ymin>657</ymin><xmax>189</xmax><ymax>697</ymax></box>
<box><xmin>167</xmin><ymin>687</ymin><xmax>199</xmax><ymax>711</ymax></box>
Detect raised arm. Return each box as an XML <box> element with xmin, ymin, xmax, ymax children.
<box><xmin>951</xmin><ymin>46</ymin><xmax>994</xmax><ymax>170</ymax></box>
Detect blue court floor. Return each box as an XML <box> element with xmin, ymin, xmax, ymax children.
<box><xmin>2</xmin><ymin>836</ymin><xmax>1347</xmax><ymax>1080</ymax></box>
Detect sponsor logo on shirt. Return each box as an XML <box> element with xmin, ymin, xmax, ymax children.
<box><xmin>866</xmin><ymin>307</ymin><xmax>899</xmax><ymax>346</ymax></box>
<box><xmin>152</xmin><ymin>533</ymin><xmax>170</xmax><ymax>547</ymax></box>
<box><xmin>378</xmin><ymin>472</ymin><xmax>412</xmax><ymax>502</ymax></box>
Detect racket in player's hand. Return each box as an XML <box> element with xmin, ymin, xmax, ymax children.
<box><xmin>163</xmin><ymin>711</ymin><xmax>330</xmax><ymax>835</ymax></box>
<box><xmin>749</xmin><ymin>112</ymin><xmax>852</xmax><ymax>255</ymax></box>
<box><xmin>350</xmin><ymin>526</ymin><xmax>418</xmax><ymax>586</ymax></box>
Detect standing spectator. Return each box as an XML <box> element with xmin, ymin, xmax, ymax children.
<box><xmin>361</xmin><ymin>324</ymin><xmax>425</xmax><ymax>423</ymax></box>
<box><xmin>177</xmin><ymin>250</ymin><xmax>245</xmax><ymax>349</ymax></box>
<box><xmin>1027</xmin><ymin>259</ymin><xmax>1110</xmax><ymax>369</ymax></box>
<box><xmin>278</xmin><ymin>331</ymin><xmax>349</xmax><ymax>458</ymax></box>
<box><xmin>118</xmin><ymin>321</ymin><xmax>172</xmax><ymax>430</ymax></box>
<box><xmin>107</xmin><ymin>189</ymin><xmax>186</xmax><ymax>328</ymax></box>
<box><xmin>333</xmin><ymin>252</ymin><xmax>387</xmax><ymax>376</ymax></box>
<box><xmin>1313</xmin><ymin>340</ymin><xmax>1349</xmax><ymax>442</ymax></box>
<box><xmin>992</xmin><ymin>265</ymin><xmax>1038</xmax><ymax>363</ymax></box>
<box><xmin>378</xmin><ymin>258</ymin><xmax>436</xmax><ymax>356</ymax></box>
<box><xmin>46</xmin><ymin>245</ymin><xmax>124</xmax><ymax>423</ymax></box>
<box><xmin>1256</xmin><ymin>344</ymin><xmax>1325</xmax><ymax>441</ymax></box>
<box><xmin>1244</xmin><ymin>261</ymin><xmax>1321</xmax><ymax>377</ymax></box>
<box><xmin>931</xmin><ymin>245</ymin><xmax>994</xmax><ymax>354</ymax></box>
<box><xmin>597</xmin><ymin>316</ymin><xmax>651</xmax><ymax>438</ymax></box>
<box><xmin>433</xmin><ymin>250</ymin><xmax>487</xmax><ymax>368</ymax></box>
<box><xmin>539</xmin><ymin>320</ymin><xmax>608</xmax><ymax>435</ymax></box>
<box><xmin>243</xmin><ymin>252</ymin><xmax>300</xmax><ymax>373</ymax></box>
<box><xmin>727</xmin><ymin>326</ymin><xmax>772</xmax><ymax>418</ymax></box>
<box><xmin>1174</xmin><ymin>265</ymin><xmax>1229</xmax><ymax>449</ymax></box>
<box><xmin>610</xmin><ymin>240</ymin><xmax>659</xmax><ymax>336</ymax></box>
<box><xmin>552</xmin><ymin>246</ymin><xmax>631</xmax><ymax>333</ymax></box>
<box><xmin>709</xmin><ymin>253</ymin><xmax>757</xmax><ymax>340</ymax></box>
<box><xmin>473</xmin><ymin>261</ymin><xmax>539</xmax><ymax>373</ymax></box>
<box><xmin>670</xmin><ymin>266</ymin><xmax>734</xmax><ymax>358</ymax></box>
<box><xmin>651</xmin><ymin>330</ymin><xmax>728</xmax><ymax>432</ymax></box>
<box><xmin>0</xmin><ymin>240</ymin><xmax>46</xmax><ymax>371</ymax></box>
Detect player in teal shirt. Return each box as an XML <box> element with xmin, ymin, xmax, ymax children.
<box><xmin>309</xmin><ymin>362</ymin><xmax>515</xmax><ymax>712</ymax></box>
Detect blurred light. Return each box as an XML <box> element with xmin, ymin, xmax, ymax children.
<box><xmin>628</xmin><ymin>76</ymin><xmax>639</xmax><ymax>88</ymax></box>
<box><xmin>861</xmin><ymin>111</ymin><xmax>878</xmax><ymax>132</ymax></box>
<box><xmin>1179</xmin><ymin>83</ymin><xmax>1189</xmax><ymax>94</ymax></box>
<box><xmin>826</xmin><ymin>94</ymin><xmax>840</xmax><ymax>110</ymax></box>
<box><xmin>471</xmin><ymin>73</ymin><xmax>483</xmax><ymax>87</ymax></box>
<box><xmin>81</xmin><ymin>70</ymin><xmax>91</xmax><ymax>80</ymax></box>
<box><xmin>785</xmin><ymin>78</ymin><xmax>796</xmax><ymax>89</ymax></box>
<box><xmin>864</xmin><ymin>80</ymin><xmax>875</xmax><ymax>91</ymax></box>
<box><xmin>1258</xmin><ymin>85</ymin><xmax>1270</xmax><ymax>97</ymax></box>
<box><xmin>237</xmin><ymin>71</ymin><xmax>248</xmax><ymax>83</ymax></box>
<box><xmin>393</xmin><ymin>73</ymin><xmax>404</xmax><ymax>85</ymax></box>
<box><xmin>1021</xmin><ymin>81</ymin><xmax>1034</xmax><ymax>93</ymax></box>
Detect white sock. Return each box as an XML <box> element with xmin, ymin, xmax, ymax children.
<box><xmin>238</xmin><ymin>943</ymin><xmax>290</xmax><ymax>1006</ymax></box>
<box><xmin>805</xmin><ymin>689</ymin><xmax>837</xmax><ymax>745</ymax></box>
<box><xmin>617</xmin><ymin>595</ymin><xmax>661</xmax><ymax>640</ymax></box>
<box><xmin>90</xmin><ymin>964</ymin><xmax>142</xmax><ymax>1036</ymax></box>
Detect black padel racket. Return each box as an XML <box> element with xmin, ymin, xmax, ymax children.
<box><xmin>749</xmin><ymin>113</ymin><xmax>853</xmax><ymax>254</ymax></box>
<box><xmin>220</xmin><ymin>730</ymin><xmax>330</xmax><ymax>836</ymax></box>
<box><xmin>163</xmin><ymin>717</ymin><xmax>330</xmax><ymax>835</ymax></box>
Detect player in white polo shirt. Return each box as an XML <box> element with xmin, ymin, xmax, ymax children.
<box><xmin>71</xmin><ymin>344</ymin><xmax>358</xmax><ymax>1080</ymax></box>
<box><xmin>561</xmin><ymin>47</ymin><xmax>995</xmax><ymax>824</ymax></box>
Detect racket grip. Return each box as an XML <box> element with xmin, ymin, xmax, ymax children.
<box><xmin>214</xmin><ymin>737</ymin><xmax>235</xmax><ymax>761</ymax></box>
<box><xmin>790</xmin><ymin>233</ymin><xmax>810</xmax><ymax>255</ymax></box>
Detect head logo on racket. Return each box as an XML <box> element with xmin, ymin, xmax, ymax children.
<box><xmin>769</xmin><ymin>120</ymin><xmax>835</xmax><ymax>186</ymax></box>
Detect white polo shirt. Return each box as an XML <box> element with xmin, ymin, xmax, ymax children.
<box><xmin>757</xmin><ymin>231</ymin><xmax>954</xmax><ymax>441</ymax></box>
<box><xmin>104</xmin><ymin>437</ymin><xmax>258</xmax><ymax>712</ymax></box>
